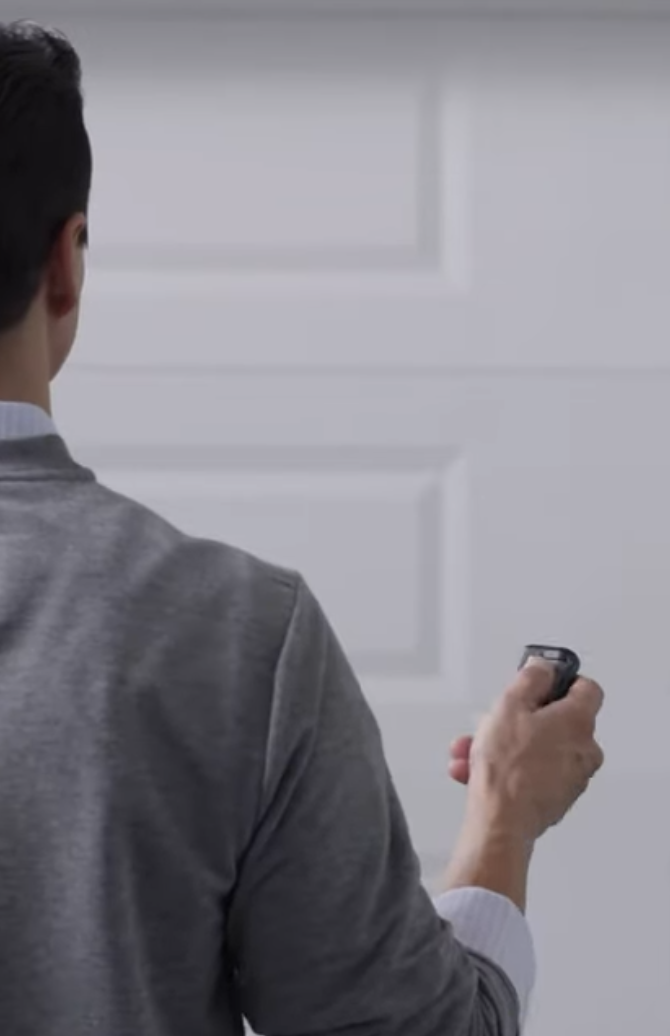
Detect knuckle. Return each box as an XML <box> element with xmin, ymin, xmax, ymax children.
<box><xmin>577</xmin><ymin>740</ymin><xmax>604</xmax><ymax>779</ymax></box>
<box><xmin>582</xmin><ymin>677</ymin><xmax>605</xmax><ymax>709</ymax></box>
<box><xmin>592</xmin><ymin>742</ymin><xmax>605</xmax><ymax>772</ymax></box>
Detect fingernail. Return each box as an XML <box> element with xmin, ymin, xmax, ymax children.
<box><xmin>524</xmin><ymin>657</ymin><xmax>556</xmax><ymax>677</ymax></box>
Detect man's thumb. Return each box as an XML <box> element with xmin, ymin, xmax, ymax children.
<box><xmin>507</xmin><ymin>658</ymin><xmax>556</xmax><ymax>710</ymax></box>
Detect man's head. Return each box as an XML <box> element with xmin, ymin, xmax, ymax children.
<box><xmin>0</xmin><ymin>21</ymin><xmax>91</xmax><ymax>395</ymax></box>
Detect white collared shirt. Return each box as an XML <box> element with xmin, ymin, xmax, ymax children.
<box><xmin>0</xmin><ymin>400</ymin><xmax>57</xmax><ymax>440</ymax></box>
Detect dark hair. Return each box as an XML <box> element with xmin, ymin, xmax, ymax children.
<box><xmin>0</xmin><ymin>21</ymin><xmax>92</xmax><ymax>334</ymax></box>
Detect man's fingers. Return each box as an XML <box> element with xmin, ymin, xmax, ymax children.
<box><xmin>448</xmin><ymin>759</ymin><xmax>470</xmax><ymax>785</ymax></box>
<box><xmin>450</xmin><ymin>735</ymin><xmax>473</xmax><ymax>762</ymax></box>
<box><xmin>506</xmin><ymin>658</ymin><xmax>557</xmax><ymax>710</ymax></box>
<box><xmin>565</xmin><ymin>676</ymin><xmax>605</xmax><ymax>720</ymax></box>
<box><xmin>449</xmin><ymin>735</ymin><xmax>473</xmax><ymax>785</ymax></box>
<box><xmin>570</xmin><ymin>676</ymin><xmax>605</xmax><ymax>710</ymax></box>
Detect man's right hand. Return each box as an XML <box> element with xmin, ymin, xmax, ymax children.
<box><xmin>456</xmin><ymin>660</ymin><xmax>605</xmax><ymax>844</ymax></box>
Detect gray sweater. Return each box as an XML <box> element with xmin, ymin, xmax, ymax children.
<box><xmin>0</xmin><ymin>435</ymin><xmax>520</xmax><ymax>1035</ymax></box>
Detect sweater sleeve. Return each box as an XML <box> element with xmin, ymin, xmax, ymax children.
<box><xmin>227</xmin><ymin>577</ymin><xmax>529</xmax><ymax>1036</ymax></box>
<box><xmin>435</xmin><ymin>888</ymin><xmax>536</xmax><ymax>1027</ymax></box>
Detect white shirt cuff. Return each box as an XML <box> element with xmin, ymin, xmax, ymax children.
<box><xmin>434</xmin><ymin>888</ymin><xmax>537</xmax><ymax>1026</ymax></box>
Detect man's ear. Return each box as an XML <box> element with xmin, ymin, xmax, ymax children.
<box><xmin>45</xmin><ymin>213</ymin><xmax>87</xmax><ymax>319</ymax></box>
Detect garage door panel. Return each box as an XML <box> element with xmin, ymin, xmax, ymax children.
<box><xmin>90</xmin><ymin>78</ymin><xmax>427</xmax><ymax>264</ymax></box>
<box><xmin>526</xmin><ymin>772</ymin><xmax>670</xmax><ymax>1036</ymax></box>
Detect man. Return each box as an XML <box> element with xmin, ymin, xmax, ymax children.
<box><xmin>0</xmin><ymin>20</ymin><xmax>604</xmax><ymax>1036</ymax></box>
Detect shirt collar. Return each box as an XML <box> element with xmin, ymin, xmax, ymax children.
<box><xmin>0</xmin><ymin>402</ymin><xmax>57</xmax><ymax>441</ymax></box>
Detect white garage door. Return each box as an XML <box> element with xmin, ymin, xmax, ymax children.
<box><xmin>16</xmin><ymin>4</ymin><xmax>670</xmax><ymax>1034</ymax></box>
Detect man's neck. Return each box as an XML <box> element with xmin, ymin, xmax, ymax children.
<box><xmin>0</xmin><ymin>328</ymin><xmax>52</xmax><ymax>415</ymax></box>
<box><xmin>0</xmin><ymin>386</ymin><xmax>51</xmax><ymax>414</ymax></box>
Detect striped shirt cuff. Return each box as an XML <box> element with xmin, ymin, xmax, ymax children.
<box><xmin>434</xmin><ymin>888</ymin><xmax>537</xmax><ymax>1026</ymax></box>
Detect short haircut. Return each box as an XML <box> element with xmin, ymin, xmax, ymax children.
<box><xmin>0</xmin><ymin>21</ymin><xmax>92</xmax><ymax>334</ymax></box>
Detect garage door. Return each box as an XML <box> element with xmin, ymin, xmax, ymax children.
<box><xmin>15</xmin><ymin>5</ymin><xmax>670</xmax><ymax>1034</ymax></box>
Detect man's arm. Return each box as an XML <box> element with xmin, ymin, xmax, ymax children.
<box><xmin>437</xmin><ymin>820</ymin><xmax>537</xmax><ymax>1023</ymax></box>
<box><xmin>445</xmin><ymin>814</ymin><xmax>534</xmax><ymax>914</ymax></box>
<box><xmin>227</xmin><ymin>577</ymin><xmax>532</xmax><ymax>1036</ymax></box>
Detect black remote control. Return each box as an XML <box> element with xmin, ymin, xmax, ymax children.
<box><xmin>519</xmin><ymin>645</ymin><xmax>581</xmax><ymax>703</ymax></box>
